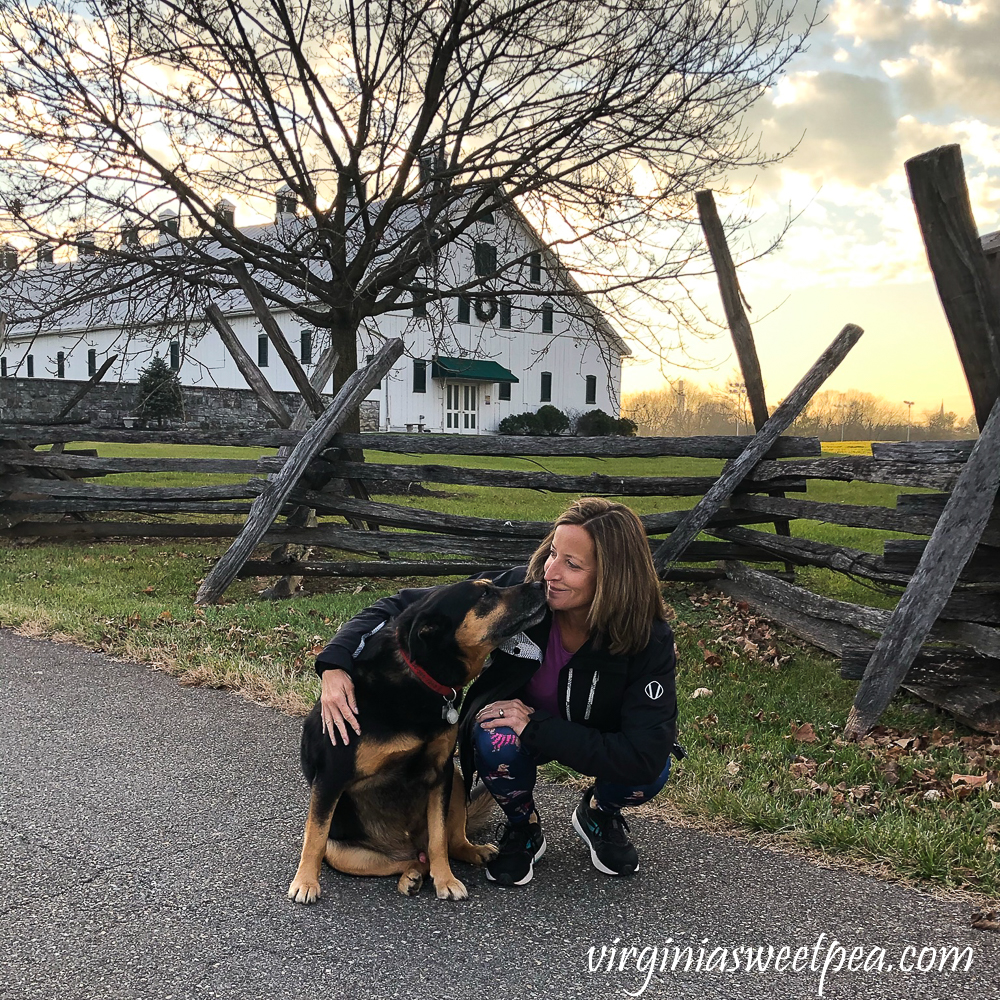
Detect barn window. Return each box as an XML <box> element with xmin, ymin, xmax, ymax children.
<box><xmin>87</xmin><ymin>349</ymin><xmax>97</xmax><ymax>376</ymax></box>
<box><xmin>413</xmin><ymin>360</ymin><xmax>427</xmax><ymax>393</ymax></box>
<box><xmin>169</xmin><ymin>340</ymin><xmax>180</xmax><ymax>371</ymax></box>
<box><xmin>499</xmin><ymin>380</ymin><xmax>511</xmax><ymax>401</ymax></box>
<box><xmin>529</xmin><ymin>252</ymin><xmax>541</xmax><ymax>284</ymax></box>
<box><xmin>585</xmin><ymin>374</ymin><xmax>597</xmax><ymax>405</ymax></box>
<box><xmin>474</xmin><ymin>242</ymin><xmax>497</xmax><ymax>277</ymax></box>
<box><xmin>258</xmin><ymin>334</ymin><xmax>268</xmax><ymax>367</ymax></box>
<box><xmin>541</xmin><ymin>301</ymin><xmax>554</xmax><ymax>334</ymax></box>
<box><xmin>540</xmin><ymin>371</ymin><xmax>552</xmax><ymax>402</ymax></box>
<box><xmin>457</xmin><ymin>295</ymin><xmax>471</xmax><ymax>324</ymax></box>
<box><xmin>300</xmin><ymin>329</ymin><xmax>312</xmax><ymax>364</ymax></box>
<box><xmin>57</xmin><ymin>351</ymin><xmax>65</xmax><ymax>378</ymax></box>
<box><xmin>499</xmin><ymin>297</ymin><xmax>512</xmax><ymax>329</ymax></box>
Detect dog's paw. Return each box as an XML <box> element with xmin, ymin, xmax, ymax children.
<box><xmin>287</xmin><ymin>876</ymin><xmax>322</xmax><ymax>904</ymax></box>
<box><xmin>398</xmin><ymin>867</ymin><xmax>425</xmax><ymax>896</ymax></box>
<box><xmin>434</xmin><ymin>875</ymin><xmax>469</xmax><ymax>901</ymax></box>
<box><xmin>452</xmin><ymin>840</ymin><xmax>497</xmax><ymax>866</ymax></box>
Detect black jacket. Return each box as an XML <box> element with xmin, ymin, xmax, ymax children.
<box><xmin>315</xmin><ymin>567</ymin><xmax>678</xmax><ymax>789</ymax></box>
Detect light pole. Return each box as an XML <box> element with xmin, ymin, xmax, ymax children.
<box><xmin>835</xmin><ymin>402</ymin><xmax>847</xmax><ymax>442</ymax></box>
<box><xmin>727</xmin><ymin>380</ymin><xmax>746</xmax><ymax>436</ymax></box>
<box><xmin>903</xmin><ymin>400</ymin><xmax>914</xmax><ymax>442</ymax></box>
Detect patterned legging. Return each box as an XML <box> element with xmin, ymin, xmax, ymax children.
<box><xmin>473</xmin><ymin>724</ymin><xmax>671</xmax><ymax>824</ymax></box>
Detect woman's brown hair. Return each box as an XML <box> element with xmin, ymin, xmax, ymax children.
<box><xmin>526</xmin><ymin>497</ymin><xmax>666</xmax><ymax>656</ymax></box>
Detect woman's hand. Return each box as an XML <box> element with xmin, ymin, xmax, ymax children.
<box><xmin>477</xmin><ymin>699</ymin><xmax>534</xmax><ymax>736</ymax></box>
<box><xmin>320</xmin><ymin>669</ymin><xmax>360</xmax><ymax>745</ymax></box>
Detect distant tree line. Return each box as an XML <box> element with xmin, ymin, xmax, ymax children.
<box><xmin>622</xmin><ymin>381</ymin><xmax>979</xmax><ymax>441</ymax></box>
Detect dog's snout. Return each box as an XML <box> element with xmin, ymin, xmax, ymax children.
<box><xmin>530</xmin><ymin>580</ymin><xmax>544</xmax><ymax>592</ymax></box>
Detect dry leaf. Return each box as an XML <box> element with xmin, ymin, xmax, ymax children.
<box><xmin>690</xmin><ymin>687</ymin><xmax>714</xmax><ymax>699</ymax></box>
<box><xmin>142</xmin><ymin>586</ymin><xmax>156</xmax><ymax>594</ymax></box>
<box><xmin>157</xmin><ymin>610</ymin><xmax>172</xmax><ymax>621</ymax></box>
<box><xmin>972</xmin><ymin>911</ymin><xmax>1000</xmax><ymax>933</ymax></box>
<box><xmin>990</xmin><ymin>800</ymin><xmax>1000</xmax><ymax>810</ymax></box>
<box><xmin>703</xmin><ymin>651</ymin><xmax>723</xmax><ymax>668</ymax></box>
<box><xmin>309</xmin><ymin>644</ymin><xmax>326</xmax><ymax>657</ymax></box>
<box><xmin>789</xmin><ymin>722</ymin><xmax>818</xmax><ymax>743</ymax></box>
<box><xmin>789</xmin><ymin>759</ymin><xmax>817</xmax><ymax>778</ymax></box>
<box><xmin>725</xmin><ymin>760</ymin><xmax>741</xmax><ymax>776</ymax></box>
<box><xmin>923</xmin><ymin>789</ymin><xmax>943</xmax><ymax>802</ymax></box>
<box><xmin>952</xmin><ymin>774</ymin><xmax>989</xmax><ymax>789</ymax></box>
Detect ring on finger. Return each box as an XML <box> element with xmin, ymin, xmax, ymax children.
<box><xmin>498</xmin><ymin>707</ymin><xmax>505</xmax><ymax>718</ymax></box>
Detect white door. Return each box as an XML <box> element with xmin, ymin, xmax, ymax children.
<box><xmin>445</xmin><ymin>382</ymin><xmax>479</xmax><ymax>432</ymax></box>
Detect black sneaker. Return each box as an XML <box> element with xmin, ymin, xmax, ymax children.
<box><xmin>572</xmin><ymin>787</ymin><xmax>639</xmax><ymax>875</ymax></box>
<box><xmin>485</xmin><ymin>816</ymin><xmax>546</xmax><ymax>886</ymax></box>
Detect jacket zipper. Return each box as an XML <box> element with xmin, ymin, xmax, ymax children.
<box><xmin>565</xmin><ymin>668</ymin><xmax>601</xmax><ymax>722</ymax></box>
<box><xmin>584</xmin><ymin>672</ymin><xmax>599</xmax><ymax>721</ymax></box>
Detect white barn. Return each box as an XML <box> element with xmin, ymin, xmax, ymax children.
<box><xmin>0</xmin><ymin>199</ymin><xmax>629</xmax><ymax>434</ymax></box>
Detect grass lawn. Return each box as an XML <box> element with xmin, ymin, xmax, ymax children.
<box><xmin>2</xmin><ymin>438</ymin><xmax>996</xmax><ymax>899</ymax></box>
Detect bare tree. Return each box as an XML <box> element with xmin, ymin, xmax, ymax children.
<box><xmin>0</xmin><ymin>0</ymin><xmax>816</xmax><ymax>426</ymax></box>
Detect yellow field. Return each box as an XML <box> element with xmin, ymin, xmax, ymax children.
<box><xmin>820</xmin><ymin>440</ymin><xmax>874</xmax><ymax>456</ymax></box>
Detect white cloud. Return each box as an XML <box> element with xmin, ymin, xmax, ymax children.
<box><xmin>757</xmin><ymin>71</ymin><xmax>898</xmax><ymax>187</ymax></box>
<box><xmin>828</xmin><ymin>0</ymin><xmax>1000</xmax><ymax>118</ymax></box>
<box><xmin>829</xmin><ymin>0</ymin><xmax>910</xmax><ymax>45</ymax></box>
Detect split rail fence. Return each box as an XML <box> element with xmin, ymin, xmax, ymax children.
<box><xmin>2</xmin><ymin>411</ymin><xmax>998</xmax><ymax>730</ymax></box>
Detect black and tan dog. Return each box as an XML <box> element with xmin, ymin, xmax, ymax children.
<box><xmin>288</xmin><ymin>577</ymin><xmax>547</xmax><ymax>903</ymax></box>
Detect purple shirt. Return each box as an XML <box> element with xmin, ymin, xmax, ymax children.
<box><xmin>523</xmin><ymin>616</ymin><xmax>574</xmax><ymax>718</ymax></box>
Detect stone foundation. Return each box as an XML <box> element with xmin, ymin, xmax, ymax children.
<box><xmin>0</xmin><ymin>376</ymin><xmax>380</xmax><ymax>433</ymax></box>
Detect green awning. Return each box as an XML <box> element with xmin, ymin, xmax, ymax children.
<box><xmin>431</xmin><ymin>357</ymin><xmax>519</xmax><ymax>383</ymax></box>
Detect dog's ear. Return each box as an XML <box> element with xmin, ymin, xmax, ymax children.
<box><xmin>406</xmin><ymin>609</ymin><xmax>451</xmax><ymax>663</ymax></box>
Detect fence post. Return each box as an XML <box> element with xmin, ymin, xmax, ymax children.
<box><xmin>906</xmin><ymin>145</ymin><xmax>1000</xmax><ymax>430</ymax></box>
<box><xmin>845</xmin><ymin>396</ymin><xmax>1000</xmax><ymax>737</ymax></box>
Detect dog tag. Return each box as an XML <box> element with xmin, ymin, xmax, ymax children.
<box><xmin>442</xmin><ymin>697</ymin><xmax>459</xmax><ymax>725</ymax></box>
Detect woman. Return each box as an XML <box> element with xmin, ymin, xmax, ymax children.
<box><xmin>315</xmin><ymin>497</ymin><xmax>679</xmax><ymax>886</ymax></box>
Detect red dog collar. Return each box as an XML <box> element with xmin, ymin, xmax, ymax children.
<box><xmin>397</xmin><ymin>647</ymin><xmax>457</xmax><ymax>699</ymax></box>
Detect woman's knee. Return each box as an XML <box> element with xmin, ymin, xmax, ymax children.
<box><xmin>473</xmin><ymin>724</ymin><xmax>526</xmax><ymax>767</ymax></box>
<box><xmin>595</xmin><ymin>757</ymin><xmax>672</xmax><ymax>810</ymax></box>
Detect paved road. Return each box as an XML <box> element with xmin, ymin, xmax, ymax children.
<box><xmin>1</xmin><ymin>629</ymin><xmax>997</xmax><ymax>1000</ymax></box>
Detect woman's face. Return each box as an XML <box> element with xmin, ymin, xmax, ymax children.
<box><xmin>543</xmin><ymin>523</ymin><xmax>597</xmax><ymax>615</ymax></box>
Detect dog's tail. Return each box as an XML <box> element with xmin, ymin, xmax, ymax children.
<box><xmin>464</xmin><ymin>776</ymin><xmax>497</xmax><ymax>834</ymax></box>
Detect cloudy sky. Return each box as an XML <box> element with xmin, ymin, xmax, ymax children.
<box><xmin>625</xmin><ymin>0</ymin><xmax>1000</xmax><ymax>421</ymax></box>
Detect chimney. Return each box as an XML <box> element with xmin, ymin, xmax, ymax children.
<box><xmin>418</xmin><ymin>147</ymin><xmax>445</xmax><ymax>188</ymax></box>
<box><xmin>276</xmin><ymin>184</ymin><xmax>297</xmax><ymax>218</ymax></box>
<box><xmin>158</xmin><ymin>209</ymin><xmax>179</xmax><ymax>238</ymax></box>
<box><xmin>215</xmin><ymin>198</ymin><xmax>235</xmax><ymax>229</ymax></box>
<box><xmin>120</xmin><ymin>219</ymin><xmax>140</xmax><ymax>247</ymax></box>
